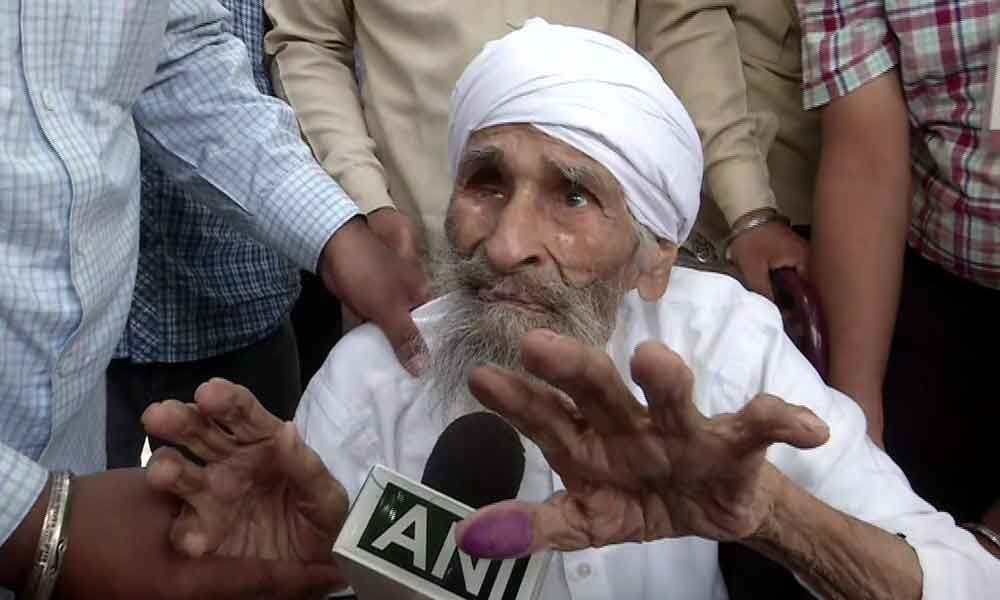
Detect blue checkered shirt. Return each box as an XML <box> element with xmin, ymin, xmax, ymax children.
<box><xmin>116</xmin><ymin>0</ymin><xmax>301</xmax><ymax>364</ymax></box>
<box><xmin>0</xmin><ymin>0</ymin><xmax>359</xmax><ymax>551</ymax></box>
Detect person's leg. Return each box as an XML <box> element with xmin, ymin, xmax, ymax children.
<box><xmin>883</xmin><ymin>249</ymin><xmax>999</xmax><ymax>522</ymax></box>
<box><xmin>105</xmin><ymin>359</ymin><xmax>153</xmax><ymax>468</ymax></box>
<box><xmin>290</xmin><ymin>271</ymin><xmax>342</xmax><ymax>388</ymax></box>
<box><xmin>214</xmin><ymin>318</ymin><xmax>301</xmax><ymax>419</ymax></box>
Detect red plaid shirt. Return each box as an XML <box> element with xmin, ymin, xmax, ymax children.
<box><xmin>798</xmin><ymin>0</ymin><xmax>1000</xmax><ymax>288</ymax></box>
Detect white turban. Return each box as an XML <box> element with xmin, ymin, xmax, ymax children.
<box><xmin>448</xmin><ymin>18</ymin><xmax>703</xmax><ymax>244</ymax></box>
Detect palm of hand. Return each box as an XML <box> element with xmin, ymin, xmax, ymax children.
<box><xmin>463</xmin><ymin>331</ymin><xmax>828</xmax><ymax>554</ymax></box>
<box><xmin>184</xmin><ymin>440</ymin><xmax>329</xmax><ymax>561</ymax></box>
<box><xmin>142</xmin><ymin>380</ymin><xmax>348</xmax><ymax>562</ymax></box>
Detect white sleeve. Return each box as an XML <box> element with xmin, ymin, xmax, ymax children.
<box><xmin>744</xmin><ymin>297</ymin><xmax>1000</xmax><ymax>598</ymax></box>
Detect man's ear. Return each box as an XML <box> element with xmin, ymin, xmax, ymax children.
<box><xmin>635</xmin><ymin>240</ymin><xmax>677</xmax><ymax>301</ymax></box>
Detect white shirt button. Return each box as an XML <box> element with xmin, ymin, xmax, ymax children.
<box><xmin>42</xmin><ymin>89</ymin><xmax>57</xmax><ymax>111</ymax></box>
<box><xmin>576</xmin><ymin>563</ymin><xmax>592</xmax><ymax>579</ymax></box>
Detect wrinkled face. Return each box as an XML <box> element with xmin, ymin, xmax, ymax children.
<box><xmin>427</xmin><ymin>124</ymin><xmax>668</xmax><ymax>416</ymax></box>
<box><xmin>446</xmin><ymin>124</ymin><xmax>640</xmax><ymax>290</ymax></box>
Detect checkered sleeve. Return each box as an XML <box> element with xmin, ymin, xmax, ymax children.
<box><xmin>797</xmin><ymin>0</ymin><xmax>900</xmax><ymax>109</ymax></box>
<box><xmin>0</xmin><ymin>443</ymin><xmax>47</xmax><ymax>546</ymax></box>
<box><xmin>132</xmin><ymin>0</ymin><xmax>359</xmax><ymax>272</ymax></box>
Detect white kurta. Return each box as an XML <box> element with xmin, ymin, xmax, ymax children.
<box><xmin>296</xmin><ymin>267</ymin><xmax>998</xmax><ymax>599</ymax></box>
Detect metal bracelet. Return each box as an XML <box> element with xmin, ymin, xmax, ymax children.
<box><xmin>962</xmin><ymin>522</ymin><xmax>1000</xmax><ymax>553</ymax></box>
<box><xmin>721</xmin><ymin>207</ymin><xmax>791</xmax><ymax>261</ymax></box>
<box><xmin>23</xmin><ymin>471</ymin><xmax>73</xmax><ymax>600</ymax></box>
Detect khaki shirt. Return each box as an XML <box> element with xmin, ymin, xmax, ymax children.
<box><xmin>264</xmin><ymin>0</ymin><xmax>819</xmax><ymax>242</ymax></box>
<box><xmin>694</xmin><ymin>0</ymin><xmax>821</xmax><ymax>251</ymax></box>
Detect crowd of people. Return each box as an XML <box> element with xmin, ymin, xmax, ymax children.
<box><xmin>1</xmin><ymin>1</ymin><xmax>998</xmax><ymax>599</ymax></box>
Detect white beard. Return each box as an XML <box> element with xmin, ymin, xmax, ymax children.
<box><xmin>423</xmin><ymin>242</ymin><xmax>626</xmax><ymax>419</ymax></box>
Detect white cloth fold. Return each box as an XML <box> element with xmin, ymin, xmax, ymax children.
<box><xmin>448</xmin><ymin>18</ymin><xmax>703</xmax><ymax>244</ymax></box>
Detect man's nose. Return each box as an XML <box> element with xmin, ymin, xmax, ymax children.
<box><xmin>483</xmin><ymin>191</ymin><xmax>545</xmax><ymax>273</ymax></box>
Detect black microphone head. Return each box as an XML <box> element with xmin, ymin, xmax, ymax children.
<box><xmin>421</xmin><ymin>412</ymin><xmax>525</xmax><ymax>509</ymax></box>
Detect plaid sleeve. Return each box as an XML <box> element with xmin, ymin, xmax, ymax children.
<box><xmin>797</xmin><ymin>0</ymin><xmax>900</xmax><ymax>109</ymax></box>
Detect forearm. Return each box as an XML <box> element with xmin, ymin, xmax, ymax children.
<box><xmin>264</xmin><ymin>0</ymin><xmax>394</xmax><ymax>214</ymax></box>
<box><xmin>745</xmin><ymin>466</ymin><xmax>922</xmax><ymax>600</ymax></box>
<box><xmin>638</xmin><ymin>0</ymin><xmax>776</xmax><ymax>226</ymax></box>
<box><xmin>810</xmin><ymin>70</ymin><xmax>910</xmax><ymax>423</ymax></box>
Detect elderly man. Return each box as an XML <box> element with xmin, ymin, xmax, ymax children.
<box><xmin>149</xmin><ymin>19</ymin><xmax>999</xmax><ymax>599</ymax></box>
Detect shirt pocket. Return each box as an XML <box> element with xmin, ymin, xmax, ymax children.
<box><xmin>504</xmin><ymin>0</ymin><xmax>615</xmax><ymax>34</ymax></box>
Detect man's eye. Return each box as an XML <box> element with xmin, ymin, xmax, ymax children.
<box><xmin>565</xmin><ymin>189</ymin><xmax>590</xmax><ymax>208</ymax></box>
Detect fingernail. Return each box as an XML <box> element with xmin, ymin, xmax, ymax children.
<box><xmin>457</xmin><ymin>509</ymin><xmax>533</xmax><ymax>559</ymax></box>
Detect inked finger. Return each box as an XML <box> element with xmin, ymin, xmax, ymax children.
<box><xmin>630</xmin><ymin>341</ymin><xmax>705</xmax><ymax>435</ymax></box>
<box><xmin>519</xmin><ymin>330</ymin><xmax>643</xmax><ymax>433</ymax></box>
<box><xmin>456</xmin><ymin>492</ymin><xmax>628</xmax><ymax>560</ymax></box>
<box><xmin>733</xmin><ymin>394</ymin><xmax>830</xmax><ymax>455</ymax></box>
<box><xmin>194</xmin><ymin>378</ymin><xmax>282</xmax><ymax>443</ymax></box>
<box><xmin>468</xmin><ymin>363</ymin><xmax>581</xmax><ymax>459</ymax></box>
<box><xmin>142</xmin><ymin>399</ymin><xmax>235</xmax><ymax>462</ymax></box>
<box><xmin>457</xmin><ymin>500</ymin><xmax>569</xmax><ymax>559</ymax></box>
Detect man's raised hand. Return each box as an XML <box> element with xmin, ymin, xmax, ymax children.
<box><xmin>455</xmin><ymin>330</ymin><xmax>830</xmax><ymax>559</ymax></box>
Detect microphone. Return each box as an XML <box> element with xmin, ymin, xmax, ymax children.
<box><xmin>421</xmin><ymin>412</ymin><xmax>526</xmax><ymax>508</ymax></box>
<box><xmin>333</xmin><ymin>413</ymin><xmax>548</xmax><ymax>599</ymax></box>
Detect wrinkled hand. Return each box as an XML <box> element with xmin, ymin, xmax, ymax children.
<box><xmin>319</xmin><ymin>217</ymin><xmax>431</xmax><ymax>374</ymax></box>
<box><xmin>367</xmin><ymin>207</ymin><xmax>426</xmax><ymax>269</ymax></box>
<box><xmin>729</xmin><ymin>221</ymin><xmax>809</xmax><ymax>300</ymax></box>
<box><xmin>141</xmin><ymin>379</ymin><xmax>348</xmax><ymax>564</ymax></box>
<box><xmin>455</xmin><ymin>330</ymin><xmax>830</xmax><ymax>559</ymax></box>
